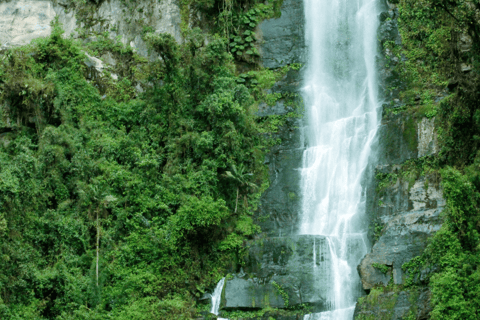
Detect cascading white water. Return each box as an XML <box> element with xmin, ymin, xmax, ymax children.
<box><xmin>210</xmin><ymin>277</ymin><xmax>225</xmax><ymax>316</ymax></box>
<box><xmin>300</xmin><ymin>0</ymin><xmax>380</xmax><ymax>319</ymax></box>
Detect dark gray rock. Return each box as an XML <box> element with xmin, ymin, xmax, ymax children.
<box><xmin>224</xmin><ymin>235</ymin><xmax>367</xmax><ymax>312</ymax></box>
<box><xmin>255</xmin><ymin>69</ymin><xmax>305</xmax><ymax>237</ymax></box>
<box><xmin>378</xmin><ymin>19</ymin><xmax>402</xmax><ymax>47</ymax></box>
<box><xmin>224</xmin><ymin>236</ymin><xmax>329</xmax><ymax>310</ymax></box>
<box><xmin>256</xmin><ymin>146</ymin><xmax>304</xmax><ymax>237</ymax></box>
<box><xmin>230</xmin><ymin>2</ymin><xmax>308</xmax><ymax>315</ymax></box>
<box><xmin>377</xmin><ymin>4</ymin><xmax>405</xmax><ymax>107</ymax></box>
<box><xmin>259</xmin><ymin>0</ymin><xmax>306</xmax><ymax>69</ymax></box>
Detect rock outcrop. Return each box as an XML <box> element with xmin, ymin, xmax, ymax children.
<box><xmin>1</xmin><ymin>0</ymin><xmax>58</xmax><ymax>48</ymax></box>
<box><xmin>0</xmin><ymin>0</ymin><xmax>181</xmax><ymax>56</ymax></box>
<box><xmin>224</xmin><ymin>235</ymin><xmax>366</xmax><ymax>312</ymax></box>
<box><xmin>359</xmin><ymin>175</ymin><xmax>444</xmax><ymax>290</ymax></box>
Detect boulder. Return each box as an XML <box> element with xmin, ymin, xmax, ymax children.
<box><xmin>224</xmin><ymin>236</ymin><xmax>328</xmax><ymax>310</ymax></box>
<box><xmin>359</xmin><ymin>176</ymin><xmax>444</xmax><ymax>290</ymax></box>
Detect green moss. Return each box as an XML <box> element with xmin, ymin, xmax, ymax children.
<box><xmin>373</xmin><ymin>263</ymin><xmax>390</xmax><ymax>275</ymax></box>
<box><xmin>403</xmin><ymin>116</ymin><xmax>418</xmax><ymax>152</ymax></box>
<box><xmin>376</xmin><ymin>172</ymin><xmax>399</xmax><ymax>193</ymax></box>
<box><xmin>356</xmin><ymin>286</ymin><xmax>406</xmax><ymax>320</ymax></box>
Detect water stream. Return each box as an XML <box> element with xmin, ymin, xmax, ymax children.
<box><xmin>300</xmin><ymin>0</ymin><xmax>380</xmax><ymax>318</ymax></box>
<box><xmin>210</xmin><ymin>277</ymin><xmax>225</xmax><ymax>316</ymax></box>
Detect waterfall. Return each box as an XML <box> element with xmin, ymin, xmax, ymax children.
<box><xmin>300</xmin><ymin>0</ymin><xmax>380</xmax><ymax>318</ymax></box>
<box><xmin>210</xmin><ymin>277</ymin><xmax>225</xmax><ymax>316</ymax></box>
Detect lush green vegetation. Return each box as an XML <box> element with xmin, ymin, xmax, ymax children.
<box><xmin>372</xmin><ymin>263</ymin><xmax>390</xmax><ymax>275</ymax></box>
<box><xmin>0</xmin><ymin>0</ymin><xmax>293</xmax><ymax>315</ymax></box>
<box><xmin>381</xmin><ymin>1</ymin><xmax>480</xmax><ymax>319</ymax></box>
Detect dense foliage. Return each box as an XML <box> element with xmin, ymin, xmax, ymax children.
<box><xmin>0</xmin><ymin>7</ymin><xmax>286</xmax><ymax>316</ymax></box>
<box><xmin>390</xmin><ymin>1</ymin><xmax>480</xmax><ymax>319</ymax></box>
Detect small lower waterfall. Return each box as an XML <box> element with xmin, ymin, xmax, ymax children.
<box><xmin>300</xmin><ymin>0</ymin><xmax>380</xmax><ymax>318</ymax></box>
<box><xmin>210</xmin><ymin>277</ymin><xmax>225</xmax><ymax>315</ymax></box>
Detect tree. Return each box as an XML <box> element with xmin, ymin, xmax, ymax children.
<box><xmin>79</xmin><ymin>184</ymin><xmax>117</xmax><ymax>287</ymax></box>
<box><xmin>223</xmin><ymin>164</ymin><xmax>257</xmax><ymax>213</ymax></box>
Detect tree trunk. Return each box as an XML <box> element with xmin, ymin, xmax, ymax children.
<box><xmin>235</xmin><ymin>187</ymin><xmax>239</xmax><ymax>213</ymax></box>
<box><xmin>96</xmin><ymin>210</ymin><xmax>99</xmax><ymax>287</ymax></box>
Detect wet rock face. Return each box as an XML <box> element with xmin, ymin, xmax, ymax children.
<box><xmin>255</xmin><ymin>70</ymin><xmax>305</xmax><ymax>237</ymax></box>
<box><xmin>224</xmin><ymin>236</ymin><xmax>332</xmax><ymax>311</ymax></box>
<box><xmin>377</xmin><ymin>2</ymin><xmax>404</xmax><ymax>108</ymax></box>
<box><xmin>255</xmin><ymin>0</ymin><xmax>306</xmax><ymax>238</ymax></box>
<box><xmin>224</xmin><ymin>234</ymin><xmax>367</xmax><ymax>312</ymax></box>
<box><xmin>377</xmin><ymin>113</ymin><xmax>418</xmax><ymax>165</ymax></box>
<box><xmin>377</xmin><ymin>112</ymin><xmax>439</xmax><ymax>166</ymax></box>
<box><xmin>259</xmin><ymin>0</ymin><xmax>306</xmax><ymax>69</ymax></box>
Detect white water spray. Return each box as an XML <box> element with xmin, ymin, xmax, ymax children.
<box><xmin>210</xmin><ymin>277</ymin><xmax>225</xmax><ymax>316</ymax></box>
<box><xmin>300</xmin><ymin>0</ymin><xmax>380</xmax><ymax>318</ymax></box>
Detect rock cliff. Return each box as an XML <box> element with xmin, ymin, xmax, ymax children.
<box><xmin>0</xmin><ymin>0</ymin><xmax>181</xmax><ymax>56</ymax></box>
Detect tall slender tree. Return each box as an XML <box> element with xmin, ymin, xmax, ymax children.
<box><xmin>223</xmin><ymin>164</ymin><xmax>257</xmax><ymax>213</ymax></box>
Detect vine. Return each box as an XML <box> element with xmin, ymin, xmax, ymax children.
<box><xmin>271</xmin><ymin>281</ymin><xmax>289</xmax><ymax>307</ymax></box>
